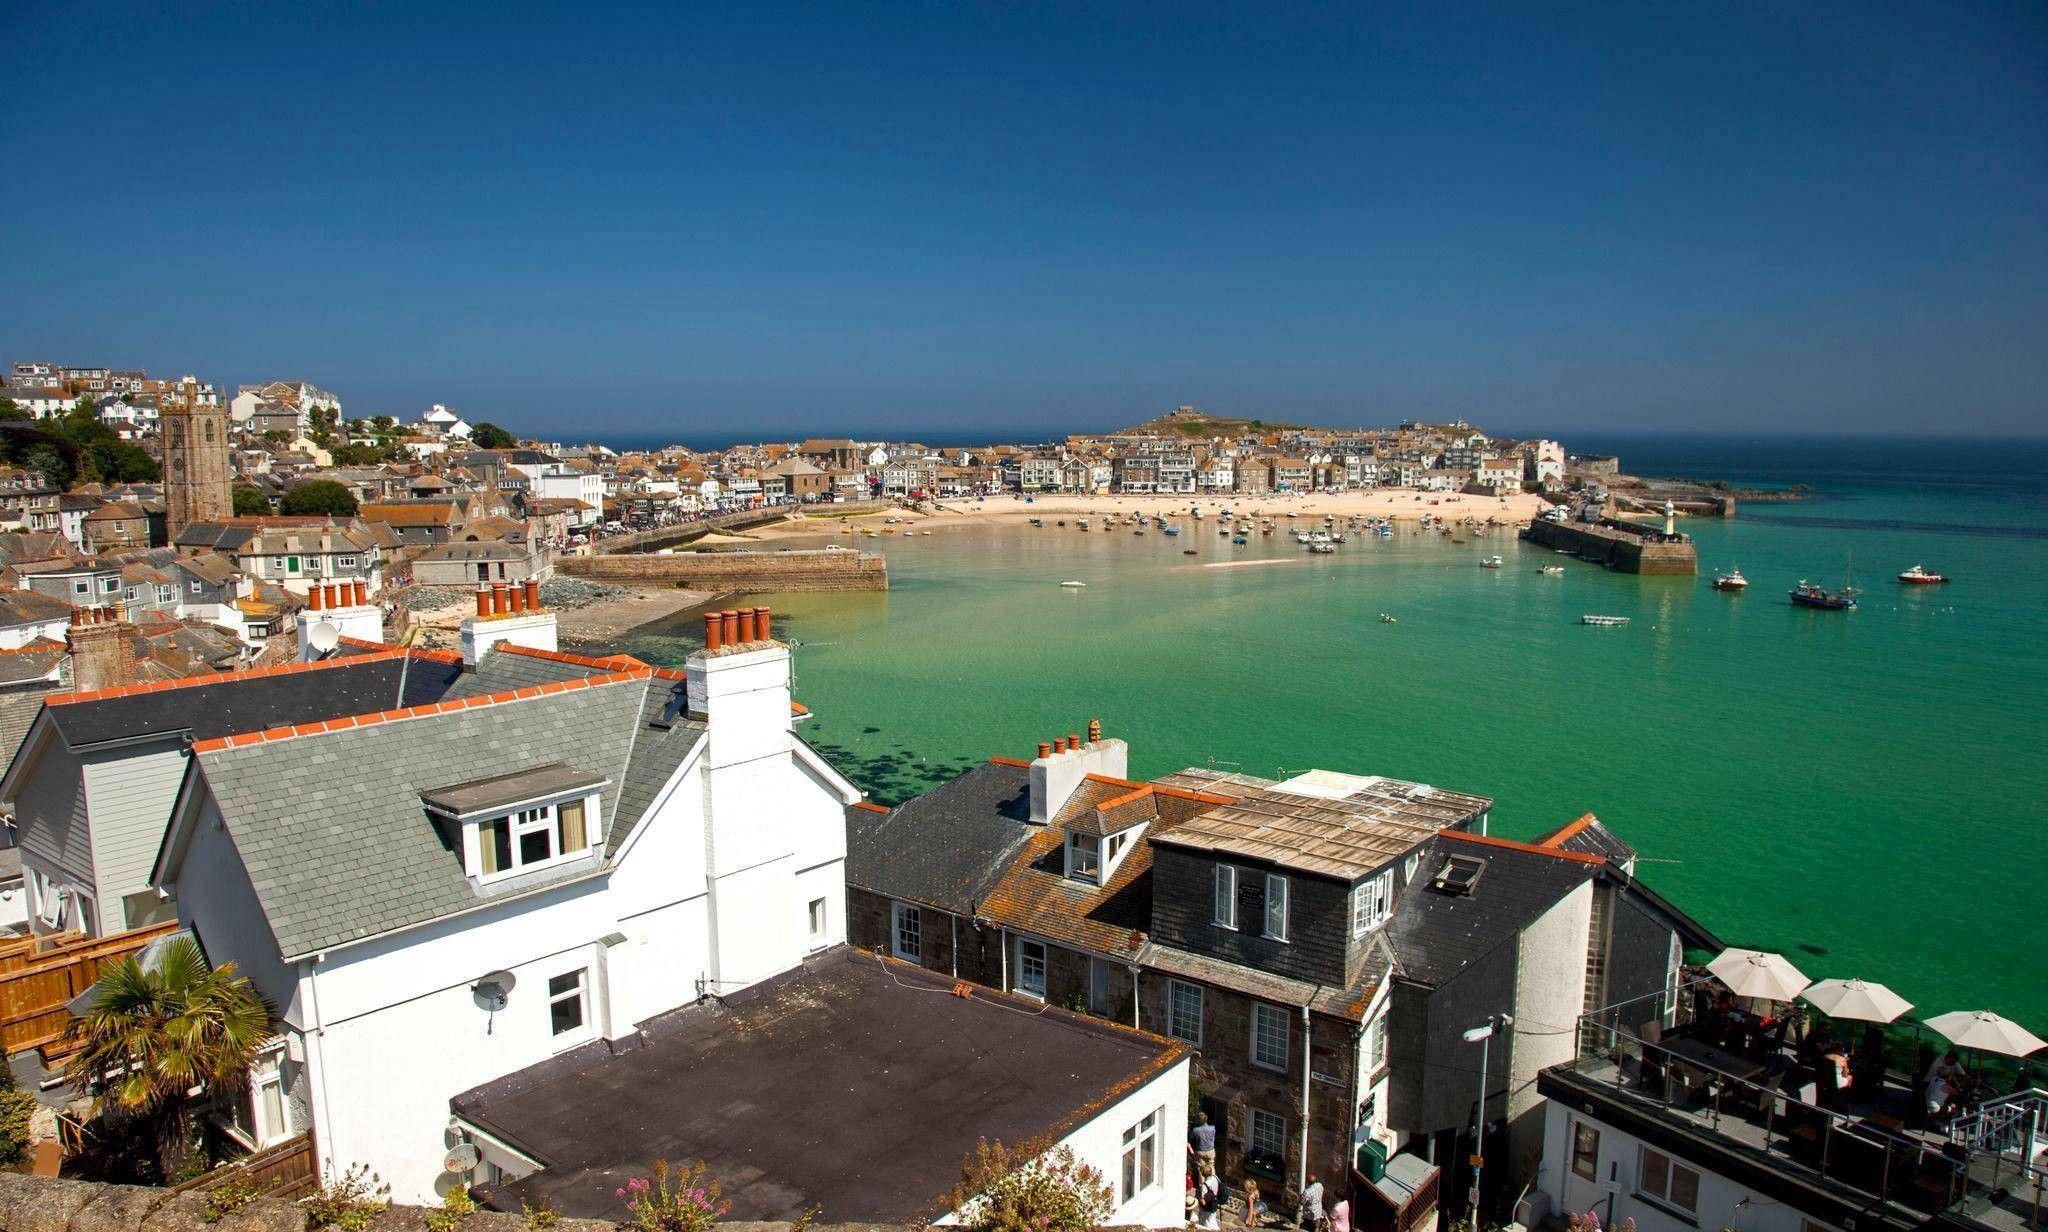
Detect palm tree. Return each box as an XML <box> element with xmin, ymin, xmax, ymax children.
<box><xmin>62</xmin><ymin>937</ymin><xmax>273</xmax><ymax>1180</ymax></box>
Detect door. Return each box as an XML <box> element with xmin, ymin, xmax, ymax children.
<box><xmin>286</xmin><ymin>556</ymin><xmax>301</xmax><ymax>575</ymax></box>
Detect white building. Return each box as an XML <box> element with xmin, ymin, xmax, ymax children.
<box><xmin>154</xmin><ymin>610</ymin><xmax>865</xmax><ymax>1201</ymax></box>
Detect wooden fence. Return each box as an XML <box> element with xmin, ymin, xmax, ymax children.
<box><xmin>0</xmin><ymin>921</ymin><xmax>181</xmax><ymax>1059</ymax></box>
<box><xmin>171</xmin><ymin>1131</ymin><xmax>321</xmax><ymax>1201</ymax></box>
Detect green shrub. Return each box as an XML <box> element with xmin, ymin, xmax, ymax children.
<box><xmin>203</xmin><ymin>1175</ymin><xmax>263</xmax><ymax>1223</ymax></box>
<box><xmin>522</xmin><ymin>1198</ymin><xmax>560</xmax><ymax>1230</ymax></box>
<box><xmin>0</xmin><ymin>1077</ymin><xmax>37</xmax><ymax>1165</ymax></box>
<box><xmin>301</xmin><ymin>1163</ymin><xmax>389</xmax><ymax>1231</ymax></box>
<box><xmin>424</xmin><ymin>1182</ymin><xmax>477</xmax><ymax>1232</ymax></box>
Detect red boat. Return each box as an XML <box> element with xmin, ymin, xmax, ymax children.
<box><xmin>1898</xmin><ymin>565</ymin><xmax>1950</xmax><ymax>585</ymax></box>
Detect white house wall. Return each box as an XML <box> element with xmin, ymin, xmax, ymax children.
<box><xmin>1049</xmin><ymin>1055</ymin><xmax>1191</xmax><ymax>1230</ymax></box>
<box><xmin>81</xmin><ymin>743</ymin><xmax>188</xmax><ymax>930</ymax></box>
<box><xmin>1538</xmin><ymin>1102</ymin><xmax>1837</xmax><ymax>1232</ymax></box>
<box><xmin>1510</xmin><ymin>880</ymin><xmax>1591</xmax><ymax>1120</ymax></box>
<box><xmin>174</xmin><ymin>799</ymin><xmax>303</xmax><ymax>1021</ymax></box>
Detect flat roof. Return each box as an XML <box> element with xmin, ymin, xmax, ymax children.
<box><xmin>420</xmin><ymin>763</ymin><xmax>605</xmax><ymax>817</ymax></box>
<box><xmin>1149</xmin><ymin>766</ymin><xmax>1492</xmax><ymax>881</ymax></box>
<box><xmin>455</xmin><ymin>948</ymin><xmax>1186</xmax><ymax>1224</ymax></box>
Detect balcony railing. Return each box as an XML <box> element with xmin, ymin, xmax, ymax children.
<box><xmin>1561</xmin><ymin>1020</ymin><xmax>2047</xmax><ymax>1227</ymax></box>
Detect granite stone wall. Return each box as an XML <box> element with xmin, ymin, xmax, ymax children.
<box><xmin>556</xmin><ymin>549</ymin><xmax>888</xmax><ymax>591</ymax></box>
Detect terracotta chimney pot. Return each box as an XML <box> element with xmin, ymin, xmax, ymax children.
<box><xmin>1067</xmin><ymin>732</ymin><xmax>1081</xmax><ymax>750</ymax></box>
<box><xmin>737</xmin><ymin>608</ymin><xmax>757</xmax><ymax>643</ymax></box>
<box><xmin>704</xmin><ymin>611</ymin><xmax>724</xmax><ymax>652</ymax></box>
<box><xmin>754</xmin><ymin>606</ymin><xmax>772</xmax><ymax>642</ymax></box>
<box><xmin>508</xmin><ymin>583</ymin><xmax>527</xmax><ymax>614</ymax></box>
<box><xmin>1038</xmin><ymin>742</ymin><xmax>1053</xmax><ymax>759</ymax></box>
<box><xmin>309</xmin><ymin>585</ymin><xmax>325</xmax><ymax>612</ymax></box>
<box><xmin>475</xmin><ymin>585</ymin><xmax>491</xmax><ymax>618</ymax></box>
<box><xmin>523</xmin><ymin>578</ymin><xmax>540</xmax><ymax>611</ymax></box>
<box><xmin>721</xmin><ymin>609</ymin><xmax>739</xmax><ymax>645</ymax></box>
<box><xmin>354</xmin><ymin>579</ymin><xmax>369</xmax><ymax>606</ymax></box>
<box><xmin>1088</xmin><ymin>718</ymin><xmax>1102</xmax><ymax>743</ymax></box>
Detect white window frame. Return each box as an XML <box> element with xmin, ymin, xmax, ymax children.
<box><xmin>1264</xmin><ymin>872</ymin><xmax>1289</xmax><ymax>941</ymax></box>
<box><xmin>807</xmin><ymin>897</ymin><xmax>828</xmax><ymax>949</ymax></box>
<box><xmin>1663</xmin><ymin>933</ymin><xmax>1683</xmax><ymax>1028</ymax></box>
<box><xmin>1119</xmin><ymin>1105</ymin><xmax>1163</xmax><ymax>1206</ymax></box>
<box><xmin>1571</xmin><ymin>1120</ymin><xmax>1601</xmax><ymax>1182</ymax></box>
<box><xmin>1213</xmin><ymin>864</ymin><xmax>1237</xmax><ymax>930</ymax></box>
<box><xmin>547</xmin><ymin>968</ymin><xmax>590</xmax><ymax>1041</ymax></box>
<box><xmin>891</xmin><ymin>901</ymin><xmax>921</xmax><ymax>961</ymax></box>
<box><xmin>71</xmin><ymin>579</ymin><xmax>89</xmax><ymax>596</ymax></box>
<box><xmin>1248</xmin><ymin>1107</ymin><xmax>1287</xmax><ymax>1164</ymax></box>
<box><xmin>251</xmin><ymin>1054</ymin><xmax>289</xmax><ymax>1146</ymax></box>
<box><xmin>1017</xmin><ymin>937</ymin><xmax>1048</xmax><ymax>999</ymax></box>
<box><xmin>1351</xmin><ymin>868</ymin><xmax>1394</xmax><ymax>938</ymax></box>
<box><xmin>1637</xmin><ymin>1146</ymin><xmax>1700</xmax><ymax>1215</ymax></box>
<box><xmin>467</xmin><ymin>793</ymin><xmax>600</xmax><ymax>883</ymax></box>
<box><xmin>1067</xmin><ymin>832</ymin><xmax>1100</xmax><ymax>884</ymax></box>
<box><xmin>1250</xmin><ymin>1001</ymin><xmax>1289</xmax><ymax>1071</ymax></box>
<box><xmin>1167</xmin><ymin>980</ymin><xmax>1204</xmax><ymax>1046</ymax></box>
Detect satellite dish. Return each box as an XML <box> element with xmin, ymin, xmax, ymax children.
<box><xmin>306</xmin><ymin>621</ymin><xmax>342</xmax><ymax>654</ymax></box>
<box><xmin>443</xmin><ymin>1143</ymin><xmax>480</xmax><ymax>1175</ymax></box>
<box><xmin>473</xmin><ymin>970</ymin><xmax>515</xmax><ymax>1008</ymax></box>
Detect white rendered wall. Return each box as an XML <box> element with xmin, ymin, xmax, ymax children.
<box><xmin>1538</xmin><ymin>1102</ymin><xmax>1837</xmax><ymax>1232</ymax></box>
<box><xmin>1509</xmin><ymin>880</ymin><xmax>1592</xmax><ymax>1120</ymax></box>
<box><xmin>1051</xmin><ymin>1054</ymin><xmax>1191</xmax><ymax>1229</ymax></box>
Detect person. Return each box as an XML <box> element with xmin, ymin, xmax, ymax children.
<box><xmin>1197</xmin><ymin>1171</ymin><xmax>1223</xmax><ymax>1231</ymax></box>
<box><xmin>1191</xmin><ymin>1112</ymin><xmax>1218</xmax><ymax>1174</ymax></box>
<box><xmin>1928</xmin><ymin>1050</ymin><xmax>1967</xmax><ymax>1091</ymax></box>
<box><xmin>1243</xmin><ymin>1178</ymin><xmax>1265</xmax><ymax>1229</ymax></box>
<box><xmin>1297</xmin><ymin>1177</ymin><xmax>1325</xmax><ymax>1231</ymax></box>
<box><xmin>1329</xmin><ymin>1200</ymin><xmax>1349</xmax><ymax>1232</ymax></box>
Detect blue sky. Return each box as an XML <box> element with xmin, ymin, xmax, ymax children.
<box><xmin>4</xmin><ymin>2</ymin><xmax>2044</xmax><ymax>439</ymax></box>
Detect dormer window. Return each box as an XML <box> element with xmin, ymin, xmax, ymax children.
<box><xmin>422</xmin><ymin>764</ymin><xmax>608</xmax><ymax>885</ymax></box>
<box><xmin>1351</xmin><ymin>868</ymin><xmax>1395</xmax><ymax>937</ymax></box>
<box><xmin>1067</xmin><ymin>833</ymin><xmax>1100</xmax><ymax>883</ymax></box>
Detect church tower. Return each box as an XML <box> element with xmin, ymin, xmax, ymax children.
<box><xmin>162</xmin><ymin>378</ymin><xmax>230</xmax><ymax>538</ymax></box>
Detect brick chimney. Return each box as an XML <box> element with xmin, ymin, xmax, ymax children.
<box><xmin>66</xmin><ymin>607</ymin><xmax>135</xmax><ymax>693</ymax></box>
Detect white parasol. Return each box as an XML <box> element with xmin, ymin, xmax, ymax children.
<box><xmin>1708</xmin><ymin>948</ymin><xmax>1812</xmax><ymax>1002</ymax></box>
<box><xmin>1800</xmin><ymin>978</ymin><xmax>1913</xmax><ymax>1024</ymax></box>
<box><xmin>1923</xmin><ymin>1010</ymin><xmax>2048</xmax><ymax>1058</ymax></box>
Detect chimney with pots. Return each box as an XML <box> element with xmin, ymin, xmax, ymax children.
<box><xmin>683</xmin><ymin>603</ymin><xmax>791</xmax><ymax>747</ymax></box>
<box><xmin>458</xmin><ymin>575</ymin><xmax>558</xmax><ymax>665</ymax></box>
<box><xmin>296</xmin><ymin>579</ymin><xmax>386</xmax><ymax>661</ymax></box>
<box><xmin>1028</xmin><ymin>718</ymin><xmax>1130</xmax><ymax>823</ymax></box>
<box><xmin>67</xmin><ymin>607</ymin><xmax>136</xmax><ymax>692</ymax></box>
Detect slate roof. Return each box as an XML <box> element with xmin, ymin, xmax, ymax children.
<box><xmin>456</xmin><ymin>948</ymin><xmax>1187</xmax><ymax>1223</ymax></box>
<box><xmin>40</xmin><ymin>652</ymin><xmax>465</xmax><ymax>749</ymax></box>
<box><xmin>190</xmin><ymin>671</ymin><xmax>703</xmax><ymax>958</ymax></box>
<box><xmin>0</xmin><ymin>590</ymin><xmax>72</xmax><ymax>628</ymax></box>
<box><xmin>1538</xmin><ymin>812</ymin><xmax>1638</xmax><ymax>865</ymax></box>
<box><xmin>1381</xmin><ymin>832</ymin><xmax>1602</xmax><ymax>988</ymax></box>
<box><xmin>844</xmin><ymin>759</ymin><xmax>1033</xmax><ymax>915</ymax></box>
<box><xmin>0</xmin><ymin>681</ymin><xmax>62</xmax><ymax>773</ymax></box>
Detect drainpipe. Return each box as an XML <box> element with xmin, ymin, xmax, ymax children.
<box><xmin>307</xmin><ymin>955</ymin><xmax>337</xmax><ymax>1174</ymax></box>
<box><xmin>1300</xmin><ymin>1004</ymin><xmax>1314</xmax><ymax>1196</ymax></box>
<box><xmin>950</xmin><ymin>914</ymin><xmax>959</xmax><ymax>979</ymax></box>
<box><xmin>1127</xmin><ymin>964</ymin><xmax>1141</xmax><ymax>1030</ymax></box>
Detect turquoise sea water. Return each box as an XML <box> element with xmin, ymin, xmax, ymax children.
<box><xmin>607</xmin><ymin>436</ymin><xmax>2048</xmax><ymax>1031</ymax></box>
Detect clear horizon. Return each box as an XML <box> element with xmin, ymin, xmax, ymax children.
<box><xmin>5</xmin><ymin>3</ymin><xmax>2043</xmax><ymax>440</ymax></box>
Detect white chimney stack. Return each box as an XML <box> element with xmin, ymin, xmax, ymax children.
<box><xmin>1029</xmin><ymin>722</ymin><xmax>1129</xmax><ymax>823</ymax></box>
<box><xmin>297</xmin><ymin>580</ymin><xmax>384</xmax><ymax>660</ymax></box>
<box><xmin>458</xmin><ymin>578</ymin><xmax>557</xmax><ymax>666</ymax></box>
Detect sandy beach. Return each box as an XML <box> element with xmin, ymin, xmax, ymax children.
<box><xmin>746</xmin><ymin>487</ymin><xmax>1546</xmax><ymax>543</ymax></box>
<box><xmin>403</xmin><ymin>581</ymin><xmax>718</xmax><ymax>651</ymax></box>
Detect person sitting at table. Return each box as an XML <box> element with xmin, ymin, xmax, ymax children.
<box><xmin>1817</xmin><ymin>1040</ymin><xmax>1853</xmax><ymax>1110</ymax></box>
<box><xmin>1927</xmin><ymin>1050</ymin><xmax>1967</xmax><ymax>1092</ymax></box>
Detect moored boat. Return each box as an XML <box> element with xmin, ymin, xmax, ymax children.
<box><xmin>1789</xmin><ymin>580</ymin><xmax>1858</xmax><ymax>610</ymax></box>
<box><xmin>1897</xmin><ymin>564</ymin><xmax>1950</xmax><ymax>585</ymax></box>
<box><xmin>1480</xmin><ymin>555</ymin><xmax>1503</xmax><ymax>569</ymax></box>
<box><xmin>1713</xmin><ymin>568</ymin><xmax>1748</xmax><ymax>591</ymax></box>
<box><xmin>1581</xmin><ymin>614</ymin><xmax>1629</xmax><ymax>627</ymax></box>
<box><xmin>1539</xmin><ymin>565</ymin><xmax>1564</xmax><ymax>576</ymax></box>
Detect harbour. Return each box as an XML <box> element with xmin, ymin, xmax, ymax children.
<box><xmin>604</xmin><ymin>435</ymin><xmax>2048</xmax><ymax>1031</ymax></box>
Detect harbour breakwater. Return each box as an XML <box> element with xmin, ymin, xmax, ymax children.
<box><xmin>594</xmin><ymin>501</ymin><xmax>896</xmax><ymax>552</ymax></box>
<box><xmin>558</xmin><ymin>547</ymin><xmax>889</xmax><ymax>591</ymax></box>
<box><xmin>1518</xmin><ymin>517</ymin><xmax>1698</xmax><ymax>574</ymax></box>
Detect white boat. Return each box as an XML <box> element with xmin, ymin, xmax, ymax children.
<box><xmin>1580</xmin><ymin>614</ymin><xmax>1629</xmax><ymax>627</ymax></box>
<box><xmin>1540</xmin><ymin>565</ymin><xmax>1565</xmax><ymax>576</ymax></box>
<box><xmin>1379</xmin><ymin>613</ymin><xmax>1397</xmax><ymax>623</ymax></box>
<box><xmin>1060</xmin><ymin>580</ymin><xmax>1087</xmax><ymax>589</ymax></box>
<box><xmin>1713</xmin><ymin>568</ymin><xmax>1748</xmax><ymax>591</ymax></box>
<box><xmin>1480</xmin><ymin>556</ymin><xmax>1503</xmax><ymax>569</ymax></box>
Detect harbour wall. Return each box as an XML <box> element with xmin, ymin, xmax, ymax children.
<box><xmin>557</xmin><ymin>548</ymin><xmax>889</xmax><ymax>591</ymax></box>
<box><xmin>1519</xmin><ymin>518</ymin><xmax>1698</xmax><ymax>575</ymax></box>
<box><xmin>596</xmin><ymin>501</ymin><xmax>895</xmax><ymax>553</ymax></box>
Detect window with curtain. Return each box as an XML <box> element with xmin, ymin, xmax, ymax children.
<box><xmin>1264</xmin><ymin>873</ymin><xmax>1288</xmax><ymax>940</ymax></box>
<box><xmin>474</xmin><ymin>794</ymin><xmax>599</xmax><ymax>880</ymax></box>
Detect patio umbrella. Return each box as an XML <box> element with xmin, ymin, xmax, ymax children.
<box><xmin>1924</xmin><ymin>1010</ymin><xmax>2048</xmax><ymax>1058</ymax></box>
<box><xmin>1800</xmin><ymin>978</ymin><xmax>1913</xmax><ymax>1024</ymax></box>
<box><xmin>1709</xmin><ymin>948</ymin><xmax>1812</xmax><ymax>1002</ymax></box>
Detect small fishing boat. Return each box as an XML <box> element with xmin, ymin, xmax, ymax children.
<box><xmin>1163</xmin><ymin>526</ymin><xmax>1180</xmax><ymax>536</ymax></box>
<box><xmin>1539</xmin><ymin>565</ymin><xmax>1565</xmax><ymax>576</ymax></box>
<box><xmin>1897</xmin><ymin>564</ymin><xmax>1950</xmax><ymax>585</ymax></box>
<box><xmin>1480</xmin><ymin>556</ymin><xmax>1503</xmax><ymax>569</ymax></box>
<box><xmin>1379</xmin><ymin>613</ymin><xmax>1397</xmax><ymax>624</ymax></box>
<box><xmin>1309</xmin><ymin>542</ymin><xmax>1336</xmax><ymax>554</ymax></box>
<box><xmin>1581</xmin><ymin>614</ymin><xmax>1630</xmax><ymax>627</ymax></box>
<box><xmin>1789</xmin><ymin>581</ymin><xmax>1857</xmax><ymax>610</ymax></box>
<box><xmin>1713</xmin><ymin>568</ymin><xmax>1748</xmax><ymax>591</ymax></box>
<box><xmin>1060</xmin><ymin>580</ymin><xmax>1087</xmax><ymax>589</ymax></box>
<box><xmin>1183</xmin><ymin>549</ymin><xmax>1198</xmax><ymax>555</ymax></box>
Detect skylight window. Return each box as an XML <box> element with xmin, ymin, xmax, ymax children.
<box><xmin>1433</xmin><ymin>854</ymin><xmax>1485</xmax><ymax>895</ymax></box>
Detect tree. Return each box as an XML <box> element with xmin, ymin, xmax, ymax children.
<box><xmin>308</xmin><ymin>404</ymin><xmax>340</xmax><ymax>448</ymax></box>
<box><xmin>62</xmin><ymin>937</ymin><xmax>272</xmax><ymax>1179</ymax></box>
<box><xmin>470</xmin><ymin>422</ymin><xmax>516</xmax><ymax>449</ymax></box>
<box><xmin>232</xmin><ymin>486</ymin><xmax>272</xmax><ymax>516</ymax></box>
<box><xmin>23</xmin><ymin>444</ymin><xmax>70</xmax><ymax>489</ymax></box>
<box><xmin>279</xmin><ymin>479</ymin><xmax>359</xmax><ymax>516</ymax></box>
<box><xmin>262</xmin><ymin>429</ymin><xmax>292</xmax><ymax>445</ymax></box>
<box><xmin>0</xmin><ymin>397</ymin><xmax>26</xmax><ymax>422</ymax></box>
